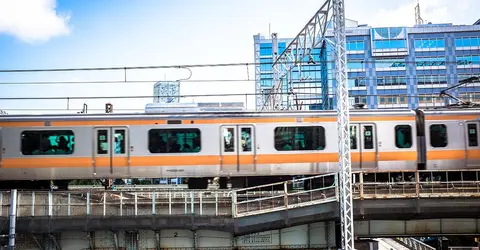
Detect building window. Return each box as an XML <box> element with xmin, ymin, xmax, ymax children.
<box><xmin>21</xmin><ymin>130</ymin><xmax>75</xmax><ymax>155</ymax></box>
<box><xmin>375</xmin><ymin>58</ymin><xmax>406</xmax><ymax>68</ymax></box>
<box><xmin>274</xmin><ymin>126</ymin><xmax>326</xmax><ymax>151</ymax></box>
<box><xmin>416</xmin><ymin>75</ymin><xmax>447</xmax><ymax>85</ymax></box>
<box><xmin>349</xmin><ymin>77</ymin><xmax>366</xmax><ymax>87</ymax></box>
<box><xmin>148</xmin><ymin>129</ymin><xmax>201</xmax><ymax>153</ymax></box>
<box><xmin>376</xmin><ymin>76</ymin><xmax>407</xmax><ymax>86</ymax></box>
<box><xmin>354</xmin><ymin>96</ymin><xmax>367</xmax><ymax>104</ymax></box>
<box><xmin>415</xmin><ymin>57</ymin><xmax>446</xmax><ymax>67</ymax></box>
<box><xmin>430</xmin><ymin>124</ymin><xmax>448</xmax><ymax>148</ymax></box>
<box><xmin>456</xmin><ymin>55</ymin><xmax>480</xmax><ymax>65</ymax></box>
<box><xmin>373</xmin><ymin>40</ymin><xmax>406</xmax><ymax>49</ymax></box>
<box><xmin>395</xmin><ymin>125</ymin><xmax>413</xmax><ymax>148</ymax></box>
<box><xmin>414</xmin><ymin>38</ymin><xmax>445</xmax><ymax>49</ymax></box>
<box><xmin>455</xmin><ymin>37</ymin><xmax>480</xmax><ymax>48</ymax></box>
<box><xmin>347</xmin><ymin>41</ymin><xmax>365</xmax><ymax>51</ymax></box>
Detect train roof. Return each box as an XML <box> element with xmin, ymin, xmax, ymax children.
<box><xmin>0</xmin><ymin>109</ymin><xmax>419</xmax><ymax>122</ymax></box>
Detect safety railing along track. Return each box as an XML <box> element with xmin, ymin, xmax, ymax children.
<box><xmin>1</xmin><ymin>170</ymin><xmax>480</xmax><ymax>219</ymax></box>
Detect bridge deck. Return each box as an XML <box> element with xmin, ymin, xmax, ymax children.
<box><xmin>0</xmin><ymin>170</ymin><xmax>479</xmax><ymax>236</ymax></box>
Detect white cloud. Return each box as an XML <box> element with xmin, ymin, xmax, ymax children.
<box><xmin>0</xmin><ymin>0</ymin><xmax>70</xmax><ymax>43</ymax></box>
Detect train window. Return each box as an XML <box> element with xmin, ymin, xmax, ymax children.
<box><xmin>274</xmin><ymin>126</ymin><xmax>325</xmax><ymax>151</ymax></box>
<box><xmin>363</xmin><ymin>126</ymin><xmax>374</xmax><ymax>149</ymax></box>
<box><xmin>395</xmin><ymin>125</ymin><xmax>413</xmax><ymax>148</ymax></box>
<box><xmin>97</xmin><ymin>130</ymin><xmax>108</xmax><ymax>154</ymax></box>
<box><xmin>114</xmin><ymin>129</ymin><xmax>126</xmax><ymax>154</ymax></box>
<box><xmin>350</xmin><ymin>126</ymin><xmax>357</xmax><ymax>149</ymax></box>
<box><xmin>148</xmin><ymin>128</ymin><xmax>201</xmax><ymax>153</ymax></box>
<box><xmin>241</xmin><ymin>127</ymin><xmax>252</xmax><ymax>152</ymax></box>
<box><xmin>468</xmin><ymin>124</ymin><xmax>478</xmax><ymax>147</ymax></box>
<box><xmin>223</xmin><ymin>127</ymin><xmax>235</xmax><ymax>152</ymax></box>
<box><xmin>430</xmin><ymin>124</ymin><xmax>448</xmax><ymax>147</ymax></box>
<box><xmin>21</xmin><ymin>130</ymin><xmax>74</xmax><ymax>155</ymax></box>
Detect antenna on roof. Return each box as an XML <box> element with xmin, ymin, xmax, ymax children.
<box><xmin>415</xmin><ymin>0</ymin><xmax>424</xmax><ymax>25</ymax></box>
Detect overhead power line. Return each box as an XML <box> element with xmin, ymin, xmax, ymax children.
<box><xmin>0</xmin><ymin>63</ymin><xmax>255</xmax><ymax>73</ymax></box>
<box><xmin>0</xmin><ymin>92</ymin><xmax>472</xmax><ymax>101</ymax></box>
<box><xmin>0</xmin><ymin>79</ymin><xmax>255</xmax><ymax>85</ymax></box>
<box><xmin>0</xmin><ymin>59</ymin><xmax>478</xmax><ymax>74</ymax></box>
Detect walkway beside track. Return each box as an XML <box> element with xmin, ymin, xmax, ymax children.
<box><xmin>1</xmin><ymin>170</ymin><xmax>480</xmax><ymax>236</ymax></box>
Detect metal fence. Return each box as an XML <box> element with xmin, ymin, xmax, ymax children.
<box><xmin>1</xmin><ymin>170</ymin><xmax>480</xmax><ymax>219</ymax></box>
<box><xmin>230</xmin><ymin>173</ymin><xmax>338</xmax><ymax>217</ymax></box>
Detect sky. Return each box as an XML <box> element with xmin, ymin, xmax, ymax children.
<box><xmin>0</xmin><ymin>0</ymin><xmax>479</xmax><ymax>114</ymax></box>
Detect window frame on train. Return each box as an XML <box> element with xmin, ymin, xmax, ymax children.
<box><xmin>148</xmin><ymin>128</ymin><xmax>201</xmax><ymax>154</ymax></box>
<box><xmin>20</xmin><ymin>130</ymin><xmax>75</xmax><ymax>155</ymax></box>
<box><xmin>429</xmin><ymin>124</ymin><xmax>448</xmax><ymax>148</ymax></box>
<box><xmin>467</xmin><ymin>123</ymin><xmax>479</xmax><ymax>147</ymax></box>
<box><xmin>274</xmin><ymin>126</ymin><xmax>326</xmax><ymax>151</ymax></box>
<box><xmin>394</xmin><ymin>125</ymin><xmax>413</xmax><ymax>149</ymax></box>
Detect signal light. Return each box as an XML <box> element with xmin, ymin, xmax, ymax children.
<box><xmin>105</xmin><ymin>103</ymin><xmax>113</xmax><ymax>113</ymax></box>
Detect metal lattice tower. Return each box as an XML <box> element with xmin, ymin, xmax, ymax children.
<box><xmin>153</xmin><ymin>81</ymin><xmax>180</xmax><ymax>103</ymax></box>
<box><xmin>262</xmin><ymin>0</ymin><xmax>353</xmax><ymax>249</ymax></box>
<box><xmin>415</xmin><ymin>0</ymin><xmax>424</xmax><ymax>25</ymax></box>
<box><xmin>261</xmin><ymin>0</ymin><xmax>332</xmax><ymax>111</ymax></box>
<box><xmin>333</xmin><ymin>0</ymin><xmax>354</xmax><ymax>249</ymax></box>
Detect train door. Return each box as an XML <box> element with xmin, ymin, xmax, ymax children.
<box><xmin>93</xmin><ymin>126</ymin><xmax>130</xmax><ymax>177</ymax></box>
<box><xmin>465</xmin><ymin>121</ymin><xmax>480</xmax><ymax>168</ymax></box>
<box><xmin>220</xmin><ymin>125</ymin><xmax>256</xmax><ymax>173</ymax></box>
<box><xmin>350</xmin><ymin>123</ymin><xmax>378</xmax><ymax>169</ymax></box>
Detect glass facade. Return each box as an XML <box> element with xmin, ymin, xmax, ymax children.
<box><xmin>254</xmin><ymin>21</ymin><xmax>480</xmax><ymax>110</ymax></box>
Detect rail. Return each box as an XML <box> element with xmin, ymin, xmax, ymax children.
<box><xmin>0</xmin><ymin>170</ymin><xmax>480</xmax><ymax>219</ymax></box>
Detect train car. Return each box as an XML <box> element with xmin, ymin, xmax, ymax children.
<box><xmin>0</xmin><ymin>108</ymin><xmax>478</xmax><ymax>190</ymax></box>
<box><xmin>419</xmin><ymin>108</ymin><xmax>480</xmax><ymax>170</ymax></box>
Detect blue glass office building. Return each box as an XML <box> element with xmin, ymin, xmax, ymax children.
<box><xmin>253</xmin><ymin>19</ymin><xmax>480</xmax><ymax>110</ymax></box>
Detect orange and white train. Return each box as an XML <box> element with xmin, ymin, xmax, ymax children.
<box><xmin>0</xmin><ymin>108</ymin><xmax>479</xmax><ymax>189</ymax></box>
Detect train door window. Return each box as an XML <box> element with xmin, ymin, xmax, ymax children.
<box><xmin>240</xmin><ymin>127</ymin><xmax>252</xmax><ymax>152</ymax></box>
<box><xmin>97</xmin><ymin>130</ymin><xmax>109</xmax><ymax>154</ymax></box>
<box><xmin>468</xmin><ymin>123</ymin><xmax>478</xmax><ymax>147</ymax></box>
<box><xmin>114</xmin><ymin>129</ymin><xmax>126</xmax><ymax>154</ymax></box>
<box><xmin>430</xmin><ymin>124</ymin><xmax>448</xmax><ymax>147</ymax></box>
<box><xmin>223</xmin><ymin>127</ymin><xmax>235</xmax><ymax>152</ymax></box>
<box><xmin>350</xmin><ymin>125</ymin><xmax>358</xmax><ymax>149</ymax></box>
<box><xmin>363</xmin><ymin>126</ymin><xmax>374</xmax><ymax>149</ymax></box>
<box><xmin>395</xmin><ymin>125</ymin><xmax>413</xmax><ymax>148</ymax></box>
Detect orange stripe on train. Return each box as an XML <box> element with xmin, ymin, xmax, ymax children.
<box><xmin>1</xmin><ymin>151</ymin><xmax>418</xmax><ymax>168</ymax></box>
<box><xmin>0</xmin><ymin>116</ymin><xmax>416</xmax><ymax>127</ymax></box>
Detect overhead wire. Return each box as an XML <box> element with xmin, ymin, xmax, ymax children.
<box><xmin>0</xmin><ymin>59</ymin><xmax>477</xmax><ymax>74</ymax></box>
<box><xmin>0</xmin><ymin>93</ymin><xmax>472</xmax><ymax>101</ymax></box>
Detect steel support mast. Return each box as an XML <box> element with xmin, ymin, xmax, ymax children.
<box><xmin>263</xmin><ymin>1</ymin><xmax>353</xmax><ymax>247</ymax></box>
<box><xmin>333</xmin><ymin>0</ymin><xmax>354</xmax><ymax>249</ymax></box>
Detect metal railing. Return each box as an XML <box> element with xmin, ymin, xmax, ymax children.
<box><xmin>353</xmin><ymin>170</ymin><xmax>480</xmax><ymax>199</ymax></box>
<box><xmin>1</xmin><ymin>170</ymin><xmax>480</xmax><ymax>219</ymax></box>
<box><xmin>395</xmin><ymin>238</ymin><xmax>436</xmax><ymax>250</ymax></box>
<box><xmin>0</xmin><ymin>190</ymin><xmax>234</xmax><ymax>217</ymax></box>
<box><xmin>230</xmin><ymin>173</ymin><xmax>338</xmax><ymax>218</ymax></box>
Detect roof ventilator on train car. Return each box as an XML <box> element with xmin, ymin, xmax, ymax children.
<box><xmin>439</xmin><ymin>76</ymin><xmax>480</xmax><ymax>108</ymax></box>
